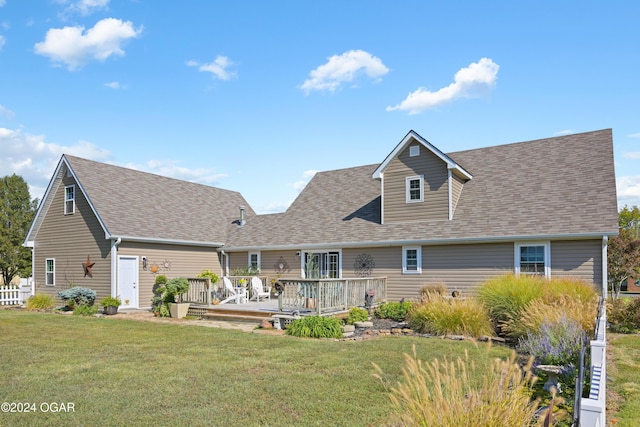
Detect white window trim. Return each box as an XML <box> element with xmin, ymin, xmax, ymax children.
<box><xmin>248</xmin><ymin>252</ymin><xmax>261</xmax><ymax>272</ymax></box>
<box><xmin>64</xmin><ymin>185</ymin><xmax>75</xmax><ymax>215</ymax></box>
<box><xmin>409</xmin><ymin>145</ymin><xmax>420</xmax><ymax>157</ymax></box>
<box><xmin>45</xmin><ymin>258</ymin><xmax>55</xmax><ymax>286</ymax></box>
<box><xmin>402</xmin><ymin>246</ymin><xmax>422</xmax><ymax>274</ymax></box>
<box><xmin>300</xmin><ymin>250</ymin><xmax>342</xmax><ymax>279</ymax></box>
<box><xmin>514</xmin><ymin>241</ymin><xmax>550</xmax><ymax>279</ymax></box>
<box><xmin>405</xmin><ymin>175</ymin><xmax>424</xmax><ymax>203</ymax></box>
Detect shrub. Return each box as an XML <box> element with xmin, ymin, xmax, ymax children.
<box><xmin>408</xmin><ymin>296</ymin><xmax>494</xmax><ymax>337</ymax></box>
<box><xmin>375</xmin><ymin>301</ymin><xmax>413</xmax><ymax>321</ymax></box>
<box><xmin>543</xmin><ymin>277</ymin><xmax>599</xmax><ymax>303</ymax></box>
<box><xmin>196</xmin><ymin>269</ymin><xmax>219</xmax><ymax>285</ymax></box>
<box><xmin>57</xmin><ymin>287</ymin><xmax>97</xmax><ymax>307</ymax></box>
<box><xmin>100</xmin><ymin>295</ymin><xmax>121</xmax><ymax>307</ymax></box>
<box><xmin>608</xmin><ymin>297</ymin><xmax>640</xmax><ymax>333</ymax></box>
<box><xmin>346</xmin><ymin>307</ymin><xmax>369</xmax><ymax>325</ymax></box>
<box><xmin>477</xmin><ymin>275</ymin><xmax>544</xmax><ymax>332</ymax></box>
<box><xmin>25</xmin><ymin>294</ymin><xmax>55</xmax><ymax>311</ymax></box>
<box><xmin>286</xmin><ymin>316</ymin><xmax>343</xmax><ymax>338</ymax></box>
<box><xmin>419</xmin><ymin>283</ymin><xmax>446</xmax><ymax>302</ymax></box>
<box><xmin>372</xmin><ymin>345</ymin><xmax>543</xmax><ymax>426</ymax></box>
<box><xmin>154</xmin><ymin>275</ymin><xmax>168</xmax><ymax>285</ymax></box>
<box><xmin>503</xmin><ymin>294</ymin><xmax>597</xmax><ymax>340</ymax></box>
<box><xmin>516</xmin><ymin>316</ymin><xmax>586</xmax><ymax>366</ymax></box>
<box><xmin>73</xmin><ymin>304</ymin><xmax>99</xmax><ymax>316</ymax></box>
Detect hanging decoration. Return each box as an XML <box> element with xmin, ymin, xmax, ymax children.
<box><xmin>82</xmin><ymin>255</ymin><xmax>96</xmax><ymax>278</ymax></box>
<box><xmin>274</xmin><ymin>257</ymin><xmax>290</xmax><ymax>274</ymax></box>
<box><xmin>354</xmin><ymin>253</ymin><xmax>375</xmax><ymax>277</ymax></box>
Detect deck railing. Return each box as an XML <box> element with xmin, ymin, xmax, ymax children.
<box><xmin>277</xmin><ymin>277</ymin><xmax>386</xmax><ymax>315</ymax></box>
<box><xmin>578</xmin><ymin>297</ymin><xmax>607</xmax><ymax>427</ymax></box>
<box><xmin>180</xmin><ymin>276</ymin><xmax>272</xmax><ymax>306</ymax></box>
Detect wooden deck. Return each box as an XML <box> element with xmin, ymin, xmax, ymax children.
<box><xmin>184</xmin><ymin>276</ymin><xmax>386</xmax><ymax>322</ymax></box>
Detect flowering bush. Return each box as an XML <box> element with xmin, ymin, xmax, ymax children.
<box><xmin>517</xmin><ymin>316</ymin><xmax>586</xmax><ymax>366</ymax></box>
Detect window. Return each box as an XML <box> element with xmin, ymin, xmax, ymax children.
<box><xmin>65</xmin><ymin>185</ymin><xmax>75</xmax><ymax>214</ymax></box>
<box><xmin>409</xmin><ymin>145</ymin><xmax>420</xmax><ymax>157</ymax></box>
<box><xmin>303</xmin><ymin>251</ymin><xmax>340</xmax><ymax>279</ymax></box>
<box><xmin>46</xmin><ymin>259</ymin><xmax>55</xmax><ymax>286</ymax></box>
<box><xmin>515</xmin><ymin>242</ymin><xmax>550</xmax><ymax>278</ymax></box>
<box><xmin>403</xmin><ymin>246</ymin><xmax>422</xmax><ymax>274</ymax></box>
<box><xmin>248</xmin><ymin>252</ymin><xmax>260</xmax><ymax>273</ymax></box>
<box><xmin>406</xmin><ymin>176</ymin><xmax>424</xmax><ymax>203</ymax></box>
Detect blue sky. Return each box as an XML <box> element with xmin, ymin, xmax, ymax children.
<box><xmin>1</xmin><ymin>0</ymin><xmax>639</xmax><ymax>214</ymax></box>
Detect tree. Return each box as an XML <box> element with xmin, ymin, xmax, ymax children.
<box><xmin>608</xmin><ymin>205</ymin><xmax>640</xmax><ymax>299</ymax></box>
<box><xmin>0</xmin><ymin>175</ymin><xmax>38</xmax><ymax>286</ymax></box>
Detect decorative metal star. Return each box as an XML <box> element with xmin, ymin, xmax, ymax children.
<box><xmin>83</xmin><ymin>255</ymin><xmax>96</xmax><ymax>278</ymax></box>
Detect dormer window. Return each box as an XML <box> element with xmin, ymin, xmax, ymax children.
<box><xmin>64</xmin><ymin>185</ymin><xmax>75</xmax><ymax>215</ymax></box>
<box><xmin>406</xmin><ymin>176</ymin><xmax>424</xmax><ymax>203</ymax></box>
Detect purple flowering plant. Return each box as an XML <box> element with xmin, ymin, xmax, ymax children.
<box><xmin>516</xmin><ymin>316</ymin><xmax>586</xmax><ymax>366</ymax></box>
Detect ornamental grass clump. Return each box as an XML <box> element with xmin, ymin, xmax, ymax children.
<box><xmin>516</xmin><ymin>316</ymin><xmax>586</xmax><ymax>366</ymax></box>
<box><xmin>286</xmin><ymin>316</ymin><xmax>343</xmax><ymax>339</ymax></box>
<box><xmin>373</xmin><ymin>345</ymin><xmax>543</xmax><ymax>427</ymax></box>
<box><xmin>477</xmin><ymin>274</ymin><xmax>544</xmax><ymax>332</ymax></box>
<box><xmin>503</xmin><ymin>294</ymin><xmax>597</xmax><ymax>340</ymax></box>
<box><xmin>25</xmin><ymin>294</ymin><xmax>55</xmax><ymax>311</ymax></box>
<box><xmin>408</xmin><ymin>296</ymin><xmax>494</xmax><ymax>338</ymax></box>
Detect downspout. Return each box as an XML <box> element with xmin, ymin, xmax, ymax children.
<box><xmin>110</xmin><ymin>237</ymin><xmax>122</xmax><ymax>297</ymax></box>
<box><xmin>602</xmin><ymin>235</ymin><xmax>608</xmax><ymax>299</ymax></box>
<box><xmin>220</xmin><ymin>249</ymin><xmax>228</xmax><ymax>277</ymax></box>
<box><xmin>447</xmin><ymin>170</ymin><xmax>453</xmax><ymax>220</ymax></box>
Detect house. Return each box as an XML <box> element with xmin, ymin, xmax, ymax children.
<box><xmin>24</xmin><ymin>129</ymin><xmax>619</xmax><ymax>308</ymax></box>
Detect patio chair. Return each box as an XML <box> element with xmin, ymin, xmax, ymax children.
<box><xmin>219</xmin><ymin>277</ymin><xmax>248</xmax><ymax>304</ymax></box>
<box><xmin>249</xmin><ymin>276</ymin><xmax>271</xmax><ymax>302</ymax></box>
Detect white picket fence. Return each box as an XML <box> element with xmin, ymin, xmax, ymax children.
<box><xmin>0</xmin><ymin>284</ymin><xmax>32</xmax><ymax>305</ymax></box>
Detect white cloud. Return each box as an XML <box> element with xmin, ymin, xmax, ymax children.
<box><xmin>628</xmin><ymin>133</ymin><xmax>640</xmax><ymax>139</ymax></box>
<box><xmin>624</xmin><ymin>152</ymin><xmax>640</xmax><ymax>159</ymax></box>
<box><xmin>187</xmin><ymin>56</ymin><xmax>237</xmax><ymax>81</ymax></box>
<box><xmin>0</xmin><ymin>0</ymin><xmax>5</xmax><ymax>7</ymax></box>
<box><xmin>0</xmin><ymin>127</ymin><xmax>111</xmax><ymax>200</ymax></box>
<box><xmin>66</xmin><ymin>0</ymin><xmax>110</xmax><ymax>16</ymax></box>
<box><xmin>143</xmin><ymin>159</ymin><xmax>227</xmax><ymax>185</ymax></box>
<box><xmin>0</xmin><ymin>35</ymin><xmax>5</xmax><ymax>50</ymax></box>
<box><xmin>617</xmin><ymin>175</ymin><xmax>640</xmax><ymax>209</ymax></box>
<box><xmin>300</xmin><ymin>49</ymin><xmax>389</xmax><ymax>94</ymax></box>
<box><xmin>104</xmin><ymin>81</ymin><xmax>123</xmax><ymax>89</ymax></box>
<box><xmin>0</xmin><ymin>104</ymin><xmax>14</xmax><ymax>118</ymax></box>
<box><xmin>292</xmin><ymin>169</ymin><xmax>318</xmax><ymax>192</ymax></box>
<box><xmin>386</xmin><ymin>57</ymin><xmax>500</xmax><ymax>114</ymax></box>
<box><xmin>554</xmin><ymin>129</ymin><xmax>576</xmax><ymax>136</ymax></box>
<box><xmin>34</xmin><ymin>18</ymin><xmax>142</xmax><ymax>70</ymax></box>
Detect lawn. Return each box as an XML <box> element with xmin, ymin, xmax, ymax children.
<box><xmin>607</xmin><ymin>333</ymin><xmax>640</xmax><ymax>426</ymax></box>
<box><xmin>0</xmin><ymin>310</ymin><xmax>511</xmax><ymax>427</ymax></box>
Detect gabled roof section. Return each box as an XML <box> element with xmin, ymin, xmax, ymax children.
<box><xmin>372</xmin><ymin>130</ymin><xmax>473</xmax><ymax>181</ymax></box>
<box><xmin>27</xmin><ymin>155</ymin><xmax>254</xmax><ymax>246</ymax></box>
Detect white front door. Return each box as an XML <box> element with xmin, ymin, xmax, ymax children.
<box><xmin>118</xmin><ymin>256</ymin><xmax>139</xmax><ymax>308</ymax></box>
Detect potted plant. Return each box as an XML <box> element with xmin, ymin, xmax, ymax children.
<box><xmin>196</xmin><ymin>269</ymin><xmax>220</xmax><ymax>303</ymax></box>
<box><xmin>157</xmin><ymin>277</ymin><xmax>190</xmax><ymax>319</ymax></box>
<box><xmin>100</xmin><ymin>295</ymin><xmax>121</xmax><ymax>315</ymax></box>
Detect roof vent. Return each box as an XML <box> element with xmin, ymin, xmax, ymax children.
<box><xmin>239</xmin><ymin>206</ymin><xmax>246</xmax><ymax>227</ymax></box>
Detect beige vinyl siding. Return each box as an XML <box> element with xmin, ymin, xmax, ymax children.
<box><xmin>117</xmin><ymin>242</ymin><xmax>221</xmax><ymax>309</ymax></box>
<box><xmin>345</xmin><ymin>243</ymin><xmax>513</xmax><ymax>301</ymax></box>
<box><xmin>259</xmin><ymin>251</ymin><xmax>302</xmax><ymax>280</ymax></box>
<box><xmin>32</xmin><ymin>174</ymin><xmax>111</xmax><ymax>303</ymax></box>
<box><xmin>228</xmin><ymin>251</ymin><xmax>249</xmax><ymax>273</ymax></box>
<box><xmin>450</xmin><ymin>173</ymin><xmax>465</xmax><ymax>216</ymax></box>
<box><xmin>550</xmin><ymin>240</ymin><xmax>602</xmax><ymax>286</ymax></box>
<box><xmin>383</xmin><ymin>146</ymin><xmax>449</xmax><ymax>223</ymax></box>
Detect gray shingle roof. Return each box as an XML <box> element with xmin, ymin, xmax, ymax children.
<box><xmin>224</xmin><ymin>129</ymin><xmax>618</xmax><ymax>249</ymax></box>
<box><xmin>65</xmin><ymin>155</ymin><xmax>253</xmax><ymax>244</ymax></box>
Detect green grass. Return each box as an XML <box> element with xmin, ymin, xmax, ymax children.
<box><xmin>608</xmin><ymin>333</ymin><xmax>640</xmax><ymax>426</ymax></box>
<box><xmin>0</xmin><ymin>310</ymin><xmax>511</xmax><ymax>427</ymax></box>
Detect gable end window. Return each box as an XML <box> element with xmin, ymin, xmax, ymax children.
<box><xmin>406</xmin><ymin>176</ymin><xmax>424</xmax><ymax>203</ymax></box>
<box><xmin>403</xmin><ymin>246</ymin><xmax>422</xmax><ymax>274</ymax></box>
<box><xmin>64</xmin><ymin>185</ymin><xmax>75</xmax><ymax>215</ymax></box>
<box><xmin>409</xmin><ymin>145</ymin><xmax>420</xmax><ymax>157</ymax></box>
<box><xmin>515</xmin><ymin>242</ymin><xmax>550</xmax><ymax>278</ymax></box>
<box><xmin>46</xmin><ymin>258</ymin><xmax>55</xmax><ymax>286</ymax></box>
